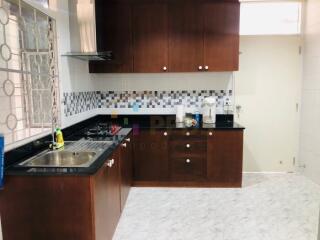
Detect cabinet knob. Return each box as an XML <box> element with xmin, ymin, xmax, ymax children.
<box><xmin>163</xmin><ymin>66</ymin><xmax>167</xmax><ymax>71</ymax></box>
<box><xmin>209</xmin><ymin>132</ymin><xmax>213</xmax><ymax>136</ymax></box>
<box><xmin>198</xmin><ymin>66</ymin><xmax>203</xmax><ymax>71</ymax></box>
<box><xmin>122</xmin><ymin>143</ymin><xmax>127</xmax><ymax>148</ymax></box>
<box><xmin>186</xmin><ymin>144</ymin><xmax>190</xmax><ymax>148</ymax></box>
<box><xmin>164</xmin><ymin>132</ymin><xmax>168</xmax><ymax>136</ymax></box>
<box><xmin>106</xmin><ymin>159</ymin><xmax>114</xmax><ymax>168</ymax></box>
<box><xmin>125</xmin><ymin>138</ymin><xmax>131</xmax><ymax>142</ymax></box>
<box><xmin>186</xmin><ymin>132</ymin><xmax>190</xmax><ymax>136</ymax></box>
<box><xmin>186</xmin><ymin>159</ymin><xmax>191</xmax><ymax>163</ymax></box>
<box><xmin>205</xmin><ymin>65</ymin><xmax>209</xmax><ymax>70</ymax></box>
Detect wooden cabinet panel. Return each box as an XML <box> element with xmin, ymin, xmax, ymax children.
<box><xmin>171</xmin><ymin>156</ymin><xmax>206</xmax><ymax>181</ymax></box>
<box><xmin>133</xmin><ymin>130</ymin><xmax>169</xmax><ymax>181</ymax></box>
<box><xmin>119</xmin><ymin>133</ymin><xmax>133</xmax><ymax>212</ymax></box>
<box><xmin>168</xmin><ymin>0</ymin><xmax>204</xmax><ymax>72</ymax></box>
<box><xmin>94</xmin><ymin>149</ymin><xmax>121</xmax><ymax>240</ymax></box>
<box><xmin>132</xmin><ymin>1</ymin><xmax>168</xmax><ymax>73</ymax></box>
<box><xmin>0</xmin><ymin>176</ymin><xmax>94</xmax><ymax>240</ymax></box>
<box><xmin>207</xmin><ymin>130</ymin><xmax>243</xmax><ymax>187</ymax></box>
<box><xmin>203</xmin><ymin>1</ymin><xmax>240</xmax><ymax>71</ymax></box>
<box><xmin>89</xmin><ymin>0</ymin><xmax>133</xmax><ymax>73</ymax></box>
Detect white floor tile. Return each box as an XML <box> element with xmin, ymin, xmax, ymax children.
<box><xmin>113</xmin><ymin>173</ymin><xmax>320</xmax><ymax>240</ymax></box>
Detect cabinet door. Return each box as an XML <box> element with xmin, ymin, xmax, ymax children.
<box><xmin>133</xmin><ymin>130</ymin><xmax>169</xmax><ymax>181</ymax></box>
<box><xmin>132</xmin><ymin>1</ymin><xmax>168</xmax><ymax>73</ymax></box>
<box><xmin>94</xmin><ymin>149</ymin><xmax>121</xmax><ymax>240</ymax></box>
<box><xmin>203</xmin><ymin>1</ymin><xmax>240</xmax><ymax>71</ymax></box>
<box><xmin>207</xmin><ymin>130</ymin><xmax>243</xmax><ymax>187</ymax></box>
<box><xmin>119</xmin><ymin>134</ymin><xmax>133</xmax><ymax>212</ymax></box>
<box><xmin>89</xmin><ymin>0</ymin><xmax>133</xmax><ymax>73</ymax></box>
<box><xmin>168</xmin><ymin>0</ymin><xmax>203</xmax><ymax>72</ymax></box>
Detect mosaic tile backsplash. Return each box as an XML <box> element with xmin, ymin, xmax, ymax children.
<box><xmin>63</xmin><ymin>90</ymin><xmax>233</xmax><ymax>117</ymax></box>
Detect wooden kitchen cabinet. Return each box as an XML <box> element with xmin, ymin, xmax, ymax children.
<box><xmin>168</xmin><ymin>0</ymin><xmax>203</xmax><ymax>72</ymax></box>
<box><xmin>90</xmin><ymin>0</ymin><xmax>240</xmax><ymax>73</ymax></box>
<box><xmin>132</xmin><ymin>129</ymin><xmax>243</xmax><ymax>187</ymax></box>
<box><xmin>207</xmin><ymin>130</ymin><xmax>243</xmax><ymax>187</ymax></box>
<box><xmin>0</xmin><ymin>148</ymin><xmax>124</xmax><ymax>240</ymax></box>
<box><xmin>132</xmin><ymin>129</ymin><xmax>169</xmax><ymax>182</ymax></box>
<box><xmin>203</xmin><ymin>1</ymin><xmax>240</xmax><ymax>71</ymax></box>
<box><xmin>132</xmin><ymin>0</ymin><xmax>169</xmax><ymax>73</ymax></box>
<box><xmin>94</xmin><ymin>148</ymin><xmax>121</xmax><ymax>240</ymax></box>
<box><xmin>89</xmin><ymin>0</ymin><xmax>133</xmax><ymax>73</ymax></box>
<box><xmin>119</xmin><ymin>133</ymin><xmax>133</xmax><ymax>211</ymax></box>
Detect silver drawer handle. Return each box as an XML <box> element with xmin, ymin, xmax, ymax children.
<box><xmin>209</xmin><ymin>132</ymin><xmax>213</xmax><ymax>136</ymax></box>
<box><xmin>186</xmin><ymin>144</ymin><xmax>190</xmax><ymax>148</ymax></box>
<box><xmin>122</xmin><ymin>143</ymin><xmax>127</xmax><ymax>148</ymax></box>
<box><xmin>125</xmin><ymin>138</ymin><xmax>131</xmax><ymax>142</ymax></box>
<box><xmin>186</xmin><ymin>132</ymin><xmax>190</xmax><ymax>136</ymax></box>
<box><xmin>164</xmin><ymin>132</ymin><xmax>168</xmax><ymax>136</ymax></box>
<box><xmin>186</xmin><ymin>159</ymin><xmax>191</xmax><ymax>163</ymax></box>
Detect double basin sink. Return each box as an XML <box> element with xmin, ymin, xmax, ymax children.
<box><xmin>19</xmin><ymin>140</ymin><xmax>114</xmax><ymax>168</ymax></box>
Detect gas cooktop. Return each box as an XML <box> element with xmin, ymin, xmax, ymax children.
<box><xmin>68</xmin><ymin>123</ymin><xmax>122</xmax><ymax>141</ymax></box>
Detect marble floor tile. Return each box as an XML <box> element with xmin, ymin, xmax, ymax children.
<box><xmin>113</xmin><ymin>173</ymin><xmax>320</xmax><ymax>240</ymax></box>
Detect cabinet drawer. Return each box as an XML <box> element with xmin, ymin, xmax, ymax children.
<box><xmin>169</xmin><ymin>140</ymin><xmax>206</xmax><ymax>157</ymax></box>
<box><xmin>171</xmin><ymin>156</ymin><xmax>206</xmax><ymax>181</ymax></box>
<box><xmin>170</xmin><ymin>129</ymin><xmax>205</xmax><ymax>140</ymax></box>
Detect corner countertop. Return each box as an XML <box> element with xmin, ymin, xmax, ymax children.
<box><xmin>4</xmin><ymin>114</ymin><xmax>244</xmax><ymax>177</ymax></box>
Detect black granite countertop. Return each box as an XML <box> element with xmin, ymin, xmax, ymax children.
<box><xmin>4</xmin><ymin>114</ymin><xmax>244</xmax><ymax>177</ymax></box>
<box><xmin>5</xmin><ymin>128</ymin><xmax>132</xmax><ymax>176</ymax></box>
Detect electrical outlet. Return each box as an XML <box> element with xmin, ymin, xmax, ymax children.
<box><xmin>224</xmin><ymin>98</ymin><xmax>232</xmax><ymax>107</ymax></box>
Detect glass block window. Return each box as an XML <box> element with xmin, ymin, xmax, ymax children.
<box><xmin>0</xmin><ymin>0</ymin><xmax>60</xmax><ymax>149</ymax></box>
<box><xmin>240</xmin><ymin>2</ymin><xmax>302</xmax><ymax>35</ymax></box>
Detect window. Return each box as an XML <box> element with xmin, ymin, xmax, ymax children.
<box><xmin>240</xmin><ymin>1</ymin><xmax>302</xmax><ymax>35</ymax></box>
<box><xmin>0</xmin><ymin>0</ymin><xmax>60</xmax><ymax>149</ymax></box>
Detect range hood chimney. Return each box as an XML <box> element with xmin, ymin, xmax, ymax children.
<box><xmin>62</xmin><ymin>0</ymin><xmax>113</xmax><ymax>61</ymax></box>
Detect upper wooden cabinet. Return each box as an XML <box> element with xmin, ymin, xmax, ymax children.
<box><xmin>132</xmin><ymin>1</ymin><xmax>169</xmax><ymax>73</ymax></box>
<box><xmin>89</xmin><ymin>0</ymin><xmax>133</xmax><ymax>73</ymax></box>
<box><xmin>89</xmin><ymin>0</ymin><xmax>240</xmax><ymax>73</ymax></box>
<box><xmin>168</xmin><ymin>0</ymin><xmax>203</xmax><ymax>72</ymax></box>
<box><xmin>203</xmin><ymin>1</ymin><xmax>240</xmax><ymax>71</ymax></box>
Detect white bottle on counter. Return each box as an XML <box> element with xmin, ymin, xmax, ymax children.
<box><xmin>176</xmin><ymin>105</ymin><xmax>185</xmax><ymax>123</ymax></box>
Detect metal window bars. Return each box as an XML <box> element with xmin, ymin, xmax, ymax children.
<box><xmin>0</xmin><ymin>0</ymin><xmax>60</xmax><ymax>148</ymax></box>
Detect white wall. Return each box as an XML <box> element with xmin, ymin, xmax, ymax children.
<box><xmin>52</xmin><ymin>0</ymin><xmax>98</xmax><ymax>128</ymax></box>
<box><xmin>235</xmin><ymin>35</ymin><xmax>302</xmax><ymax>172</ymax></box>
<box><xmin>299</xmin><ymin>0</ymin><xmax>320</xmax><ymax>184</ymax></box>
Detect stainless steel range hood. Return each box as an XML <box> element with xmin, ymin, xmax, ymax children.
<box><xmin>62</xmin><ymin>0</ymin><xmax>113</xmax><ymax>61</ymax></box>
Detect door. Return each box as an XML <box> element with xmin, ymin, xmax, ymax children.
<box><xmin>89</xmin><ymin>0</ymin><xmax>133</xmax><ymax>73</ymax></box>
<box><xmin>94</xmin><ymin>149</ymin><xmax>121</xmax><ymax>240</ymax></box>
<box><xmin>119</xmin><ymin>134</ymin><xmax>133</xmax><ymax>211</ymax></box>
<box><xmin>168</xmin><ymin>0</ymin><xmax>203</xmax><ymax>72</ymax></box>
<box><xmin>132</xmin><ymin>0</ymin><xmax>168</xmax><ymax>73</ymax></box>
<box><xmin>203</xmin><ymin>1</ymin><xmax>240</xmax><ymax>71</ymax></box>
<box><xmin>207</xmin><ymin>130</ymin><xmax>243</xmax><ymax>187</ymax></box>
<box><xmin>133</xmin><ymin>130</ymin><xmax>169</xmax><ymax>182</ymax></box>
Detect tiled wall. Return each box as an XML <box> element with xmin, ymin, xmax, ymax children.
<box><xmin>299</xmin><ymin>0</ymin><xmax>320</xmax><ymax>184</ymax></box>
<box><xmin>63</xmin><ymin>90</ymin><xmax>233</xmax><ymax>117</ymax></box>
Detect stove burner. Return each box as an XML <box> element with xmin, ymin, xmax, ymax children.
<box><xmin>85</xmin><ymin>123</ymin><xmax>121</xmax><ymax>138</ymax></box>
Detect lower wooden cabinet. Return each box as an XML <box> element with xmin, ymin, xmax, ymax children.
<box><xmin>119</xmin><ymin>133</ymin><xmax>133</xmax><ymax>211</ymax></box>
<box><xmin>0</xmin><ymin>143</ymin><xmax>132</xmax><ymax>240</ymax></box>
<box><xmin>94</xmin><ymin>148</ymin><xmax>121</xmax><ymax>240</ymax></box>
<box><xmin>132</xmin><ymin>129</ymin><xmax>244</xmax><ymax>187</ymax></box>
<box><xmin>133</xmin><ymin>129</ymin><xmax>169</xmax><ymax>182</ymax></box>
<box><xmin>207</xmin><ymin>130</ymin><xmax>243</xmax><ymax>187</ymax></box>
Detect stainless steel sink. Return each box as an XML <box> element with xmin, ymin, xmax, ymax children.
<box><xmin>20</xmin><ymin>151</ymin><xmax>97</xmax><ymax>167</ymax></box>
<box><xmin>18</xmin><ymin>140</ymin><xmax>114</xmax><ymax>168</ymax></box>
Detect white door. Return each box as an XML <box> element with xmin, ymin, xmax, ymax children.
<box><xmin>234</xmin><ymin>36</ymin><xmax>302</xmax><ymax>172</ymax></box>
